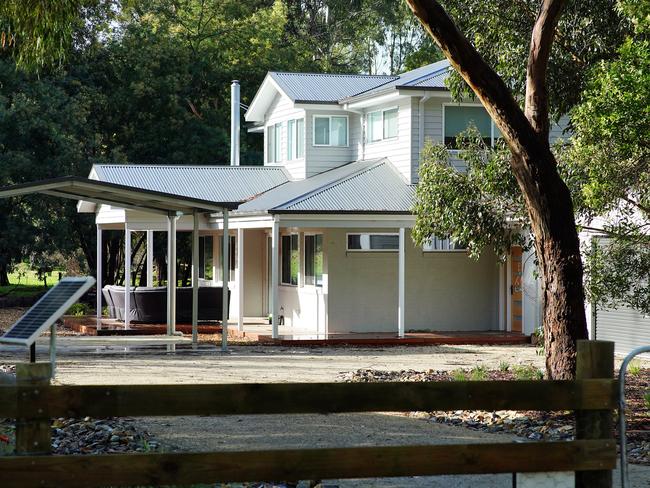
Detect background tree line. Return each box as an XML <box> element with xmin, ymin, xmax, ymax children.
<box><xmin>0</xmin><ymin>0</ymin><xmax>437</xmax><ymax>286</ymax></box>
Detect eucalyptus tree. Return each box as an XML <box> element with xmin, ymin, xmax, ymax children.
<box><xmin>406</xmin><ymin>0</ymin><xmax>631</xmax><ymax>379</ymax></box>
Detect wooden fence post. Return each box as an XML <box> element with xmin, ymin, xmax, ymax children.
<box><xmin>15</xmin><ymin>362</ymin><xmax>52</xmax><ymax>456</ymax></box>
<box><xmin>575</xmin><ymin>340</ymin><xmax>615</xmax><ymax>488</ymax></box>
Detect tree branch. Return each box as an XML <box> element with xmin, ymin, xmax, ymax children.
<box><xmin>525</xmin><ymin>0</ymin><xmax>567</xmax><ymax>139</ymax></box>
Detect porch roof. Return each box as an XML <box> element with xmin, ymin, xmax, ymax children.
<box><xmin>0</xmin><ymin>176</ymin><xmax>239</xmax><ymax>215</ymax></box>
<box><xmin>234</xmin><ymin>158</ymin><xmax>416</xmax><ymax>215</ymax></box>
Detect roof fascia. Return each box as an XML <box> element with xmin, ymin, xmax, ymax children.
<box><xmin>244</xmin><ymin>73</ymin><xmax>293</xmax><ymax>123</ymax></box>
<box><xmin>295</xmin><ymin>102</ymin><xmax>343</xmax><ymax>110</ymax></box>
<box><xmin>342</xmin><ymin>91</ymin><xmax>403</xmax><ymax>110</ymax></box>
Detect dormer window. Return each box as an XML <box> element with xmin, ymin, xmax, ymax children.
<box><xmin>313</xmin><ymin>115</ymin><xmax>348</xmax><ymax>147</ymax></box>
<box><xmin>267</xmin><ymin>122</ymin><xmax>282</xmax><ymax>163</ymax></box>
<box><xmin>367</xmin><ymin>107</ymin><xmax>398</xmax><ymax>142</ymax></box>
<box><xmin>287</xmin><ymin>118</ymin><xmax>304</xmax><ymax>160</ymax></box>
<box><xmin>443</xmin><ymin>104</ymin><xmax>502</xmax><ymax>149</ymax></box>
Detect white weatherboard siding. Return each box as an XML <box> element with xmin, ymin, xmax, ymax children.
<box><xmin>305</xmin><ymin>110</ymin><xmax>359</xmax><ymax>177</ymax></box>
<box><xmin>326</xmin><ymin>228</ymin><xmax>499</xmax><ymax>333</ymax></box>
<box><xmin>596</xmin><ymin>306</ymin><xmax>650</xmax><ymax>357</ymax></box>
<box><xmin>363</xmin><ymin>98</ymin><xmax>413</xmax><ymax>183</ymax></box>
<box><xmin>265</xmin><ymin>93</ymin><xmax>305</xmax><ymax>179</ymax></box>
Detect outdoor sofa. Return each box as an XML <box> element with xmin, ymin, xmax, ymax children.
<box><xmin>102</xmin><ymin>285</ymin><xmax>229</xmax><ymax>323</ymax></box>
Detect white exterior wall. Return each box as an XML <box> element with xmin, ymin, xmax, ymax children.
<box><xmin>325</xmin><ymin>228</ymin><xmax>499</xmax><ymax>333</ymax></box>
<box><xmin>363</xmin><ymin>97</ymin><xmax>413</xmax><ymax>182</ymax></box>
<box><xmin>264</xmin><ymin>93</ymin><xmax>306</xmax><ymax>179</ymax></box>
<box><xmin>304</xmin><ymin>110</ymin><xmax>359</xmax><ymax>177</ymax></box>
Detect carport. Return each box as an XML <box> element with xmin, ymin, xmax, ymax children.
<box><xmin>0</xmin><ymin>176</ymin><xmax>241</xmax><ymax>350</ymax></box>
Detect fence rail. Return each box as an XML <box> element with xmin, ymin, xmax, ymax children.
<box><xmin>0</xmin><ymin>340</ymin><xmax>617</xmax><ymax>488</ymax></box>
<box><xmin>0</xmin><ymin>378</ymin><xmax>617</xmax><ymax>418</ymax></box>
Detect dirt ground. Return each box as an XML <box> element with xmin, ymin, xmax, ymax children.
<box><xmin>1</xmin><ymin>336</ymin><xmax>649</xmax><ymax>487</ymax></box>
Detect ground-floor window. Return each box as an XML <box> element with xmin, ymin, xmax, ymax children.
<box><xmin>218</xmin><ymin>235</ymin><xmax>236</xmax><ymax>281</ymax></box>
<box><xmin>347</xmin><ymin>233</ymin><xmax>399</xmax><ymax>251</ymax></box>
<box><xmin>423</xmin><ymin>237</ymin><xmax>466</xmax><ymax>252</ymax></box>
<box><xmin>304</xmin><ymin>234</ymin><xmax>323</xmax><ymax>286</ymax></box>
<box><xmin>198</xmin><ymin>235</ymin><xmax>213</xmax><ymax>280</ymax></box>
<box><xmin>281</xmin><ymin>234</ymin><xmax>299</xmax><ymax>285</ymax></box>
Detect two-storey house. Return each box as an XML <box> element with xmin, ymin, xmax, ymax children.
<box><xmin>36</xmin><ymin>60</ymin><xmax>570</xmax><ymax>339</ymax></box>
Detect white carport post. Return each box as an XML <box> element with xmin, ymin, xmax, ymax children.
<box><xmin>167</xmin><ymin>213</ymin><xmax>178</xmax><ymax>336</ymax></box>
<box><xmin>271</xmin><ymin>218</ymin><xmax>280</xmax><ymax>339</ymax></box>
<box><xmin>398</xmin><ymin>227</ymin><xmax>406</xmax><ymax>338</ymax></box>
<box><xmin>146</xmin><ymin>230</ymin><xmax>154</xmax><ymax>287</ymax></box>
<box><xmin>237</xmin><ymin>227</ymin><xmax>244</xmax><ymax>332</ymax></box>
<box><xmin>96</xmin><ymin>225</ymin><xmax>102</xmax><ymax>323</ymax></box>
<box><xmin>124</xmin><ymin>226</ymin><xmax>131</xmax><ymax>330</ymax></box>
<box><xmin>221</xmin><ymin>209</ymin><xmax>230</xmax><ymax>352</ymax></box>
<box><xmin>191</xmin><ymin>211</ymin><xmax>200</xmax><ymax>348</ymax></box>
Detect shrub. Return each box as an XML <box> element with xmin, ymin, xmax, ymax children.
<box><xmin>66</xmin><ymin>303</ymin><xmax>90</xmax><ymax>317</ymax></box>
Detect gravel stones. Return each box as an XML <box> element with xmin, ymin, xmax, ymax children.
<box><xmin>339</xmin><ymin>367</ymin><xmax>650</xmax><ymax>465</ymax></box>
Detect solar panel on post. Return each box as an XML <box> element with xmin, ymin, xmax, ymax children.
<box><xmin>0</xmin><ymin>277</ymin><xmax>95</xmax><ymax>346</ymax></box>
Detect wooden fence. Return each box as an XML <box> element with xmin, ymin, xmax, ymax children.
<box><xmin>0</xmin><ymin>340</ymin><xmax>617</xmax><ymax>487</ymax></box>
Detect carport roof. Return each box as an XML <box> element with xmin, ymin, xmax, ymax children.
<box><xmin>0</xmin><ymin>176</ymin><xmax>240</xmax><ymax>215</ymax></box>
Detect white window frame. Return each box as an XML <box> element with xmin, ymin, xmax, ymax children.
<box><xmin>304</xmin><ymin>233</ymin><xmax>324</xmax><ymax>287</ymax></box>
<box><xmin>312</xmin><ymin>115</ymin><xmax>349</xmax><ymax>147</ymax></box>
<box><xmin>442</xmin><ymin>102</ymin><xmax>500</xmax><ymax>152</ymax></box>
<box><xmin>273</xmin><ymin>122</ymin><xmax>282</xmax><ymax>162</ymax></box>
<box><xmin>367</xmin><ymin>106</ymin><xmax>399</xmax><ymax>143</ymax></box>
<box><xmin>287</xmin><ymin>117</ymin><xmax>305</xmax><ymax>160</ymax></box>
<box><xmin>422</xmin><ymin>236</ymin><xmax>467</xmax><ymax>252</ymax></box>
<box><xmin>280</xmin><ymin>233</ymin><xmax>299</xmax><ymax>286</ymax></box>
<box><xmin>346</xmin><ymin>232</ymin><xmax>399</xmax><ymax>252</ymax></box>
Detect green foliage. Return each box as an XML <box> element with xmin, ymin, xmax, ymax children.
<box><xmin>438</xmin><ymin>0</ymin><xmax>631</xmax><ymax>119</ymax></box>
<box><xmin>644</xmin><ymin>391</ymin><xmax>650</xmax><ymax>411</ymax></box>
<box><xmin>67</xmin><ymin>302</ymin><xmax>91</xmax><ymax>317</ymax></box>
<box><xmin>413</xmin><ymin>131</ymin><xmax>526</xmax><ymax>261</ymax></box>
<box><xmin>498</xmin><ymin>361</ymin><xmax>510</xmax><ymax>372</ymax></box>
<box><xmin>628</xmin><ymin>360</ymin><xmax>642</xmax><ymax>376</ymax></box>
<box><xmin>450</xmin><ymin>369</ymin><xmax>468</xmax><ymax>382</ymax></box>
<box><xmin>470</xmin><ymin>365</ymin><xmax>488</xmax><ymax>381</ymax></box>
<box><xmin>513</xmin><ymin>365</ymin><xmax>544</xmax><ymax>381</ymax></box>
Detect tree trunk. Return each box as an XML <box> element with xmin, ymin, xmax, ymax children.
<box><xmin>406</xmin><ymin>0</ymin><xmax>588</xmax><ymax>378</ymax></box>
<box><xmin>0</xmin><ymin>262</ymin><xmax>9</xmax><ymax>286</ymax></box>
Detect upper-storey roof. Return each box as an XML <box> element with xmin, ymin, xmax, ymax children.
<box><xmin>245</xmin><ymin>59</ymin><xmax>451</xmax><ymax>122</ymax></box>
<box><xmin>268</xmin><ymin>72</ymin><xmax>397</xmax><ymax>103</ymax></box>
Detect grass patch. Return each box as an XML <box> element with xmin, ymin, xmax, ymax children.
<box><xmin>498</xmin><ymin>361</ymin><xmax>510</xmax><ymax>372</ymax></box>
<box><xmin>451</xmin><ymin>369</ymin><xmax>468</xmax><ymax>381</ymax></box>
<box><xmin>513</xmin><ymin>364</ymin><xmax>544</xmax><ymax>381</ymax></box>
<box><xmin>628</xmin><ymin>360</ymin><xmax>642</xmax><ymax>376</ymax></box>
<box><xmin>0</xmin><ymin>265</ymin><xmax>62</xmax><ymax>298</ymax></box>
<box><xmin>470</xmin><ymin>365</ymin><xmax>488</xmax><ymax>381</ymax></box>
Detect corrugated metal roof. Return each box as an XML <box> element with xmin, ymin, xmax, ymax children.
<box><xmin>269</xmin><ymin>72</ymin><xmax>397</xmax><ymax>103</ymax></box>
<box><xmin>342</xmin><ymin>60</ymin><xmax>450</xmax><ymax>101</ymax></box>
<box><xmin>280</xmin><ymin>161</ymin><xmax>414</xmax><ymax>213</ymax></box>
<box><xmin>236</xmin><ymin>159</ymin><xmax>414</xmax><ymax>214</ymax></box>
<box><xmin>92</xmin><ymin>164</ymin><xmax>290</xmax><ymax>204</ymax></box>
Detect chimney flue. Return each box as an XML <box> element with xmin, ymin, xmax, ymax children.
<box><xmin>230</xmin><ymin>80</ymin><xmax>240</xmax><ymax>166</ymax></box>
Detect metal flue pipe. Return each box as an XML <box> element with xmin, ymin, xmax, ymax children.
<box><xmin>230</xmin><ymin>80</ymin><xmax>240</xmax><ymax>166</ymax></box>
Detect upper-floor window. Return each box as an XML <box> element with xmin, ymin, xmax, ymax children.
<box><xmin>443</xmin><ymin>105</ymin><xmax>502</xmax><ymax>149</ymax></box>
<box><xmin>267</xmin><ymin>122</ymin><xmax>282</xmax><ymax>163</ymax></box>
<box><xmin>287</xmin><ymin>118</ymin><xmax>305</xmax><ymax>160</ymax></box>
<box><xmin>313</xmin><ymin>115</ymin><xmax>348</xmax><ymax>147</ymax></box>
<box><xmin>367</xmin><ymin>107</ymin><xmax>398</xmax><ymax>142</ymax></box>
<box><xmin>347</xmin><ymin>233</ymin><xmax>399</xmax><ymax>251</ymax></box>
